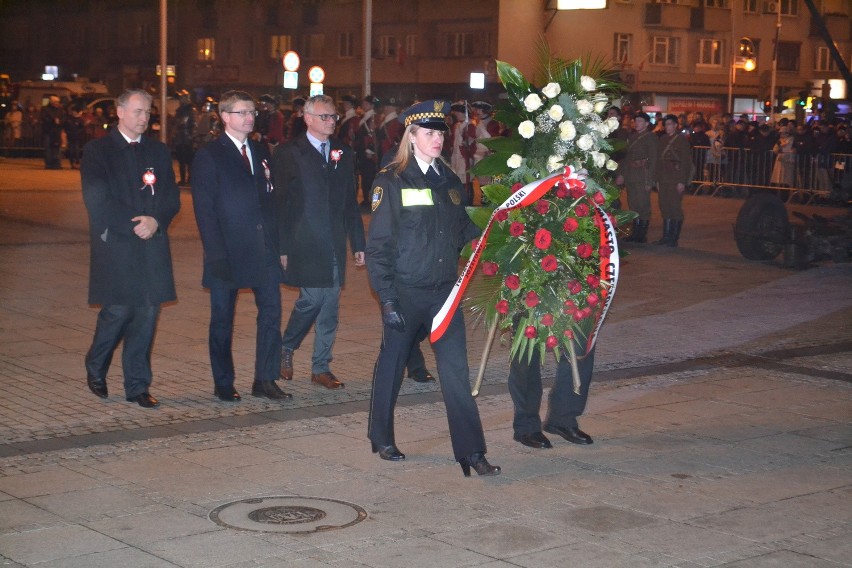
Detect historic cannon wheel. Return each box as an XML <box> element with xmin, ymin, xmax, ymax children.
<box><xmin>734</xmin><ymin>193</ymin><xmax>790</xmax><ymax>260</ymax></box>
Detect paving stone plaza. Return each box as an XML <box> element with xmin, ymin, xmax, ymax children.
<box><xmin>0</xmin><ymin>158</ymin><xmax>850</xmax><ymax>567</ymax></box>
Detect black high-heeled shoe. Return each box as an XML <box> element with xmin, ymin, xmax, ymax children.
<box><xmin>459</xmin><ymin>452</ymin><xmax>501</xmax><ymax>477</ymax></box>
<box><xmin>371</xmin><ymin>442</ymin><xmax>405</xmax><ymax>461</ymax></box>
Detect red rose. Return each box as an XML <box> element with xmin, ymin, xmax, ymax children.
<box><xmin>505</xmin><ymin>274</ymin><xmax>520</xmax><ymax>290</ymax></box>
<box><xmin>601</xmin><ymin>288</ymin><xmax>608</xmax><ymax>299</ymax></box>
<box><xmin>556</xmin><ymin>187</ymin><xmax>568</xmax><ymax>198</ymax></box>
<box><xmin>587</xmin><ymin>292</ymin><xmax>599</xmax><ymax>307</ymax></box>
<box><xmin>573</xmin><ymin>310</ymin><xmax>585</xmax><ymax>321</ymax></box>
<box><xmin>563</xmin><ymin>218</ymin><xmax>579</xmax><ymax>233</ymax></box>
<box><xmin>564</xmin><ymin>299</ymin><xmax>577</xmax><ymax>311</ymax></box>
<box><xmin>577</xmin><ymin>243</ymin><xmax>593</xmax><ymax>258</ymax></box>
<box><xmin>509</xmin><ymin>222</ymin><xmax>525</xmax><ymax>237</ymax></box>
<box><xmin>586</xmin><ymin>274</ymin><xmax>600</xmax><ymax>287</ymax></box>
<box><xmin>574</xmin><ymin>203</ymin><xmax>590</xmax><ymax>217</ymax></box>
<box><xmin>569</xmin><ymin>185</ymin><xmax>586</xmax><ymax>199</ymax></box>
<box><xmin>495</xmin><ymin>209</ymin><xmax>509</xmax><ymax>222</ymax></box>
<box><xmin>567</xmin><ymin>280</ymin><xmax>582</xmax><ymax>295</ymax></box>
<box><xmin>541</xmin><ymin>255</ymin><xmax>558</xmax><ymax>272</ymax></box>
<box><xmin>545</xmin><ymin>335</ymin><xmax>559</xmax><ymax>350</ymax></box>
<box><xmin>525</xmin><ymin>290</ymin><xmax>540</xmax><ymax>308</ymax></box>
<box><xmin>524</xmin><ymin>325</ymin><xmax>537</xmax><ymax>338</ymax></box>
<box><xmin>511</xmin><ymin>182</ymin><xmax>523</xmax><ymax>193</ymax></box>
<box><xmin>482</xmin><ymin>261</ymin><xmax>498</xmax><ymax>276</ymax></box>
<box><xmin>600</xmin><ymin>245</ymin><xmax>613</xmax><ymax>256</ymax></box>
<box><xmin>534</xmin><ymin>228</ymin><xmax>552</xmax><ymax>249</ymax></box>
<box><xmin>495</xmin><ymin>299</ymin><xmax>509</xmax><ymax>314</ymax></box>
<box><xmin>540</xmin><ymin>313</ymin><xmax>554</xmax><ymax>326</ymax></box>
<box><xmin>564</xmin><ymin>329</ymin><xmax>574</xmax><ymax>340</ymax></box>
<box><xmin>593</xmin><ymin>192</ymin><xmax>606</xmax><ymax>204</ymax></box>
<box><xmin>535</xmin><ymin>200</ymin><xmax>550</xmax><ymax>215</ymax></box>
<box><xmin>582</xmin><ymin>307</ymin><xmax>592</xmax><ymax>318</ymax></box>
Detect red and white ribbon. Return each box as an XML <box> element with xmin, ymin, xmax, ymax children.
<box><xmin>140</xmin><ymin>168</ymin><xmax>156</xmax><ymax>195</ymax></box>
<box><xmin>430</xmin><ymin>165</ymin><xmax>620</xmax><ymax>356</ymax></box>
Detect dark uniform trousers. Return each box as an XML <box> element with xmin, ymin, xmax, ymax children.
<box><xmin>368</xmin><ymin>285</ymin><xmax>486</xmax><ymax>460</ymax></box>
<box><xmin>85</xmin><ymin>305</ymin><xmax>160</xmax><ymax>399</ymax></box>
<box><xmin>508</xmin><ymin>343</ymin><xmax>596</xmax><ymax>435</ymax></box>
<box><xmin>208</xmin><ymin>251</ymin><xmax>282</xmax><ymax>386</ymax></box>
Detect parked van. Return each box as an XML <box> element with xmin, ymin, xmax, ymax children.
<box><xmin>14</xmin><ymin>79</ymin><xmax>111</xmax><ymax>108</ymax></box>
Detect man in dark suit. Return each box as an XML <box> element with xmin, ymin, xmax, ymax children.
<box><xmin>81</xmin><ymin>89</ymin><xmax>180</xmax><ymax>408</ymax></box>
<box><xmin>273</xmin><ymin>94</ymin><xmax>366</xmax><ymax>390</ymax></box>
<box><xmin>191</xmin><ymin>90</ymin><xmax>291</xmax><ymax>402</ymax></box>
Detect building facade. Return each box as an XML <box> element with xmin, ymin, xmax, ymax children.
<box><xmin>0</xmin><ymin>0</ymin><xmax>848</xmax><ymax>116</ymax></box>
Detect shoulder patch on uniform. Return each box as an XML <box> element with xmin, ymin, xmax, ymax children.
<box><xmin>448</xmin><ymin>189</ymin><xmax>462</xmax><ymax>206</ymax></box>
<box><xmin>371</xmin><ymin>186</ymin><xmax>384</xmax><ymax>211</ymax></box>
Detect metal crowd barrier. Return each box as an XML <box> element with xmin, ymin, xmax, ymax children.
<box><xmin>689</xmin><ymin>145</ymin><xmax>852</xmax><ymax>204</ymax></box>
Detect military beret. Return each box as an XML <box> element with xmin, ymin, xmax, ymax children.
<box><xmin>399</xmin><ymin>99</ymin><xmax>450</xmax><ymax>131</ymax></box>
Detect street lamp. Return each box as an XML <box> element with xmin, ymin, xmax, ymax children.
<box><xmin>728</xmin><ymin>37</ymin><xmax>756</xmax><ymax>113</ymax></box>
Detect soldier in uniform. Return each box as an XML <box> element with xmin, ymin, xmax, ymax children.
<box><xmin>615</xmin><ymin>112</ymin><xmax>658</xmax><ymax>243</ymax></box>
<box><xmin>354</xmin><ymin>95</ymin><xmax>380</xmax><ymax>208</ymax></box>
<box><xmin>336</xmin><ymin>94</ymin><xmax>359</xmax><ymax>147</ymax></box>
<box><xmin>654</xmin><ymin>114</ymin><xmax>693</xmax><ymax>247</ymax></box>
<box><xmin>365</xmin><ymin>100</ymin><xmax>500</xmax><ymax>478</ymax></box>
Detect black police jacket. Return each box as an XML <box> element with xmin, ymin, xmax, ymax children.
<box><xmin>366</xmin><ymin>158</ymin><xmax>481</xmax><ymax>303</ymax></box>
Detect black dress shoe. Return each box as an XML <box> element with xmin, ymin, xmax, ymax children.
<box><xmin>513</xmin><ymin>431</ymin><xmax>553</xmax><ymax>449</ymax></box>
<box><xmin>407</xmin><ymin>368</ymin><xmax>435</xmax><ymax>383</ymax></box>
<box><xmin>251</xmin><ymin>380</ymin><xmax>292</xmax><ymax>400</ymax></box>
<box><xmin>371</xmin><ymin>443</ymin><xmax>405</xmax><ymax>461</ymax></box>
<box><xmin>127</xmin><ymin>393</ymin><xmax>159</xmax><ymax>408</ymax></box>
<box><xmin>86</xmin><ymin>374</ymin><xmax>108</xmax><ymax>398</ymax></box>
<box><xmin>459</xmin><ymin>452</ymin><xmax>501</xmax><ymax>477</ymax></box>
<box><xmin>213</xmin><ymin>385</ymin><xmax>241</xmax><ymax>401</ymax></box>
<box><xmin>544</xmin><ymin>424</ymin><xmax>593</xmax><ymax>445</ymax></box>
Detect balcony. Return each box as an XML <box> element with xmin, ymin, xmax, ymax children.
<box><xmin>645</xmin><ymin>2</ymin><xmax>693</xmax><ymax>29</ymax></box>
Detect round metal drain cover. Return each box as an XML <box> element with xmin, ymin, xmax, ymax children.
<box><xmin>209</xmin><ymin>496</ymin><xmax>367</xmax><ymax>534</ymax></box>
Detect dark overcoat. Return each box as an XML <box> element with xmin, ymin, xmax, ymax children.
<box><xmin>191</xmin><ymin>134</ymin><xmax>281</xmax><ymax>289</ymax></box>
<box><xmin>81</xmin><ymin>128</ymin><xmax>180</xmax><ymax>306</ymax></box>
<box><xmin>272</xmin><ymin>134</ymin><xmax>365</xmax><ymax>288</ymax></box>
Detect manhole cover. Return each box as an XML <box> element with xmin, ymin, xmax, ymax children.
<box><xmin>209</xmin><ymin>496</ymin><xmax>367</xmax><ymax>534</ymax></box>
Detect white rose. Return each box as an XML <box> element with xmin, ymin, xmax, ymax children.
<box><xmin>590</xmin><ymin>151</ymin><xmax>607</xmax><ymax>168</ymax></box>
<box><xmin>577</xmin><ymin>134</ymin><xmax>594</xmax><ymax>151</ymax></box>
<box><xmin>576</xmin><ymin>99</ymin><xmax>593</xmax><ymax>115</ymax></box>
<box><xmin>518</xmin><ymin>120</ymin><xmax>536</xmax><ymax>139</ymax></box>
<box><xmin>541</xmin><ymin>82</ymin><xmax>561</xmax><ymax>99</ymax></box>
<box><xmin>594</xmin><ymin>100</ymin><xmax>607</xmax><ymax>113</ymax></box>
<box><xmin>606</xmin><ymin>116</ymin><xmax>620</xmax><ymax>131</ymax></box>
<box><xmin>524</xmin><ymin>93</ymin><xmax>543</xmax><ymax>112</ymax></box>
<box><xmin>548</xmin><ymin>104</ymin><xmax>564</xmax><ymax>122</ymax></box>
<box><xmin>547</xmin><ymin>155</ymin><xmax>564</xmax><ymax>173</ymax></box>
<box><xmin>559</xmin><ymin>120</ymin><xmax>576</xmax><ymax>141</ymax></box>
<box><xmin>507</xmin><ymin>154</ymin><xmax>523</xmax><ymax>169</ymax></box>
<box><xmin>580</xmin><ymin>75</ymin><xmax>597</xmax><ymax>91</ymax></box>
<box><xmin>593</xmin><ymin>121</ymin><xmax>610</xmax><ymax>136</ymax></box>
<box><xmin>606</xmin><ymin>159</ymin><xmax>618</xmax><ymax>171</ymax></box>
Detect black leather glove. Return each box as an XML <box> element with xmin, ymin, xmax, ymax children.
<box><xmin>381</xmin><ymin>300</ymin><xmax>406</xmax><ymax>332</ymax></box>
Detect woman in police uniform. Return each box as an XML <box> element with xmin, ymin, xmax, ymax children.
<box><xmin>365</xmin><ymin>100</ymin><xmax>500</xmax><ymax>477</ymax></box>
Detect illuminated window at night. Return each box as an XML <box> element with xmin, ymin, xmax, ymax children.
<box><xmin>698</xmin><ymin>39</ymin><xmax>723</xmax><ymax>66</ymax></box>
<box><xmin>271</xmin><ymin>35</ymin><xmax>292</xmax><ymax>59</ymax></box>
<box><xmin>197</xmin><ymin>38</ymin><xmax>215</xmax><ymax>61</ymax></box>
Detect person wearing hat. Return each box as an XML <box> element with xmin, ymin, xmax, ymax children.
<box><xmin>770</xmin><ymin>127</ymin><xmax>796</xmax><ymax>187</ymax></box>
<box><xmin>376</xmin><ymin>98</ymin><xmax>403</xmax><ymax>165</ymax></box>
<box><xmin>615</xmin><ymin>112</ymin><xmax>658</xmax><ymax>243</ymax></box>
<box><xmin>336</xmin><ymin>94</ymin><xmax>359</xmax><ymax>147</ymax></box>
<box><xmin>365</xmin><ymin>100</ymin><xmax>500</xmax><ymax>477</ymax></box>
<box><xmin>354</xmin><ymin>95</ymin><xmax>380</xmax><ymax>208</ymax></box>
<box><xmin>284</xmin><ymin>97</ymin><xmax>306</xmax><ymax>143</ymax></box>
<box><xmin>654</xmin><ymin>114</ymin><xmax>693</xmax><ymax>246</ymax></box>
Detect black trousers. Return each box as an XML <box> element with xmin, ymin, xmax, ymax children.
<box><xmin>208</xmin><ymin>258</ymin><xmax>282</xmax><ymax>386</ymax></box>
<box><xmin>85</xmin><ymin>304</ymin><xmax>160</xmax><ymax>399</ymax></box>
<box><xmin>368</xmin><ymin>286</ymin><xmax>486</xmax><ymax>461</ymax></box>
<box><xmin>507</xmin><ymin>343</ymin><xmax>596</xmax><ymax>435</ymax></box>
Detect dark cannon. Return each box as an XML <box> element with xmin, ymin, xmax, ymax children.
<box><xmin>733</xmin><ymin>192</ymin><xmax>851</xmax><ymax>269</ymax></box>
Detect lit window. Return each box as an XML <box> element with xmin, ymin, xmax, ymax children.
<box><xmin>614</xmin><ymin>33</ymin><xmax>632</xmax><ymax>64</ymax></box>
<box><xmin>651</xmin><ymin>36</ymin><xmax>679</xmax><ymax>65</ymax></box>
<box><xmin>197</xmin><ymin>38</ymin><xmax>215</xmax><ymax>62</ymax></box>
<box><xmin>271</xmin><ymin>35</ymin><xmax>291</xmax><ymax>59</ymax></box>
<box><xmin>698</xmin><ymin>38</ymin><xmax>723</xmax><ymax>66</ymax></box>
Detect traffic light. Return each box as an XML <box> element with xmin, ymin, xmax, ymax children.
<box><xmin>797</xmin><ymin>91</ymin><xmax>808</xmax><ymax>108</ymax></box>
<box><xmin>763</xmin><ymin>99</ymin><xmax>772</xmax><ymax>114</ymax></box>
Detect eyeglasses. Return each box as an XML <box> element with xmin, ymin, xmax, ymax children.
<box><xmin>224</xmin><ymin>110</ymin><xmax>258</xmax><ymax>117</ymax></box>
<box><xmin>306</xmin><ymin>112</ymin><xmax>340</xmax><ymax>122</ymax></box>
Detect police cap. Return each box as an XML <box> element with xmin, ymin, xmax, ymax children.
<box><xmin>399</xmin><ymin>99</ymin><xmax>450</xmax><ymax>131</ymax></box>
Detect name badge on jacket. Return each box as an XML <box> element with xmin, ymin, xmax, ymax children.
<box><xmin>401</xmin><ymin>188</ymin><xmax>434</xmax><ymax>206</ymax></box>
